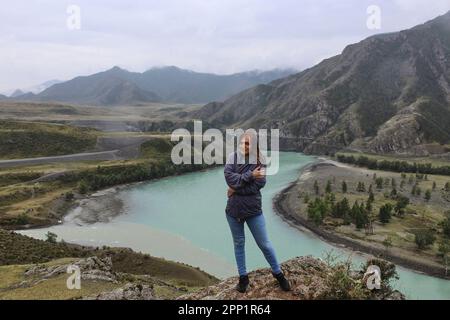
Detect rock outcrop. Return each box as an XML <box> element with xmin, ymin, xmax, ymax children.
<box><xmin>24</xmin><ymin>256</ymin><xmax>118</xmax><ymax>283</ymax></box>
<box><xmin>179</xmin><ymin>256</ymin><xmax>405</xmax><ymax>300</ymax></box>
<box><xmin>84</xmin><ymin>283</ymin><xmax>156</xmax><ymax>300</ymax></box>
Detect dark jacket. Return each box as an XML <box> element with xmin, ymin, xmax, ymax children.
<box><xmin>224</xmin><ymin>152</ymin><xmax>266</xmax><ymax>219</ymax></box>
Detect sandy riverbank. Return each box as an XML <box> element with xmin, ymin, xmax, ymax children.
<box><xmin>273</xmin><ymin>160</ymin><xmax>450</xmax><ymax>280</ymax></box>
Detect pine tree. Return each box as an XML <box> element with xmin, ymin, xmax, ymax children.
<box><xmin>325</xmin><ymin>180</ymin><xmax>332</xmax><ymax>193</ymax></box>
<box><xmin>416</xmin><ymin>186</ymin><xmax>422</xmax><ymax>196</ymax></box>
<box><xmin>391</xmin><ymin>178</ymin><xmax>397</xmax><ymax>188</ymax></box>
<box><xmin>376</xmin><ymin>177</ymin><xmax>384</xmax><ymax>189</ymax></box>
<box><xmin>411</xmin><ymin>184</ymin><xmax>417</xmax><ymax>196</ymax></box>
<box><xmin>303</xmin><ymin>193</ymin><xmax>310</xmax><ymax>204</ymax></box>
<box><xmin>314</xmin><ymin>180</ymin><xmax>319</xmax><ymax>195</ymax></box>
<box><xmin>390</xmin><ymin>188</ymin><xmax>397</xmax><ymax>198</ymax></box>
<box><xmin>425</xmin><ymin>189</ymin><xmax>432</xmax><ymax>202</ymax></box>
<box><xmin>357</xmin><ymin>182</ymin><xmax>366</xmax><ymax>192</ymax></box>
<box><xmin>379</xmin><ymin>204</ymin><xmax>393</xmax><ymax>223</ymax></box>
<box><xmin>342</xmin><ymin>181</ymin><xmax>347</xmax><ymax>193</ymax></box>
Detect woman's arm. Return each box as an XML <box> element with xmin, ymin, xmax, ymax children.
<box><xmin>225</xmin><ymin>157</ymin><xmax>266</xmax><ymax>196</ymax></box>
<box><xmin>232</xmin><ymin>176</ymin><xmax>266</xmax><ymax>195</ymax></box>
<box><xmin>224</xmin><ymin>156</ymin><xmax>255</xmax><ymax>190</ymax></box>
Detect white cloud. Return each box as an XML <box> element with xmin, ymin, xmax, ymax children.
<box><xmin>0</xmin><ymin>0</ymin><xmax>449</xmax><ymax>92</ymax></box>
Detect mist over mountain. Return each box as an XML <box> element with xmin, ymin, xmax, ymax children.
<box><xmin>26</xmin><ymin>79</ymin><xmax>62</xmax><ymax>94</ymax></box>
<box><xmin>10</xmin><ymin>66</ymin><xmax>295</xmax><ymax>106</ymax></box>
<box><xmin>10</xmin><ymin>89</ymin><xmax>25</xmax><ymax>98</ymax></box>
<box><xmin>195</xmin><ymin>11</ymin><xmax>450</xmax><ymax>155</ymax></box>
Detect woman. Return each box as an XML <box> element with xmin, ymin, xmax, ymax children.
<box><xmin>224</xmin><ymin>132</ymin><xmax>291</xmax><ymax>293</ymax></box>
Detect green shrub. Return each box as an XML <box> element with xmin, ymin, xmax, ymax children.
<box><xmin>379</xmin><ymin>204</ymin><xmax>393</xmax><ymax>224</ymax></box>
<box><xmin>45</xmin><ymin>231</ymin><xmax>58</xmax><ymax>244</ymax></box>
<box><xmin>414</xmin><ymin>229</ymin><xmax>436</xmax><ymax>250</ymax></box>
<box><xmin>14</xmin><ymin>213</ymin><xmax>30</xmax><ymax>225</ymax></box>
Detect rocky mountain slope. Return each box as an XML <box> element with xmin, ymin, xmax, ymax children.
<box><xmin>11</xmin><ymin>66</ymin><xmax>295</xmax><ymax>106</ymax></box>
<box><xmin>195</xmin><ymin>11</ymin><xmax>450</xmax><ymax>156</ymax></box>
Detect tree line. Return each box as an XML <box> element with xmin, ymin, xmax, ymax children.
<box><xmin>336</xmin><ymin>154</ymin><xmax>450</xmax><ymax>176</ymax></box>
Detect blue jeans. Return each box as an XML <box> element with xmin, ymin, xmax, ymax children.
<box><xmin>226</xmin><ymin>213</ymin><xmax>281</xmax><ymax>276</ymax></box>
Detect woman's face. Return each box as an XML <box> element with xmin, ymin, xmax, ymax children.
<box><xmin>239</xmin><ymin>135</ymin><xmax>251</xmax><ymax>155</ymax></box>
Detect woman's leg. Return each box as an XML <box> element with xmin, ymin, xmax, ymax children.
<box><xmin>246</xmin><ymin>214</ymin><xmax>282</xmax><ymax>275</ymax></box>
<box><xmin>226</xmin><ymin>214</ymin><xmax>247</xmax><ymax>276</ymax></box>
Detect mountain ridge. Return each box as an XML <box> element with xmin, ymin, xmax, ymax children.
<box><xmin>10</xmin><ymin>66</ymin><xmax>296</xmax><ymax>106</ymax></box>
<box><xmin>194</xmin><ymin>11</ymin><xmax>450</xmax><ymax>156</ymax></box>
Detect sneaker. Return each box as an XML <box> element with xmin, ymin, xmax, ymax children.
<box><xmin>236</xmin><ymin>275</ymin><xmax>249</xmax><ymax>293</ymax></box>
<box><xmin>272</xmin><ymin>272</ymin><xmax>291</xmax><ymax>291</ymax></box>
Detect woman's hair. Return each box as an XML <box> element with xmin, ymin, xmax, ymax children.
<box><xmin>239</xmin><ymin>132</ymin><xmax>264</xmax><ymax>165</ymax></box>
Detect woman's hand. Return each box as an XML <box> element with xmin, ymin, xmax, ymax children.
<box><xmin>252</xmin><ymin>166</ymin><xmax>266</xmax><ymax>179</ymax></box>
<box><xmin>227</xmin><ymin>187</ymin><xmax>235</xmax><ymax>198</ymax></box>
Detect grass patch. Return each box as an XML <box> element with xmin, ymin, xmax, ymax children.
<box><xmin>0</xmin><ymin>273</ymin><xmax>122</xmax><ymax>300</ymax></box>
<box><xmin>99</xmin><ymin>248</ymin><xmax>218</xmax><ymax>287</ymax></box>
<box><xmin>0</xmin><ymin>121</ymin><xmax>98</xmax><ymax>159</ymax></box>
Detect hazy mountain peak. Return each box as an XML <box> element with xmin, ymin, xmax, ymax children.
<box><xmin>10</xmin><ymin>89</ymin><xmax>24</xmax><ymax>98</ymax></box>
<box><xmin>105</xmin><ymin>66</ymin><xmax>130</xmax><ymax>74</ymax></box>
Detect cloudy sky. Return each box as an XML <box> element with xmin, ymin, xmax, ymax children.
<box><xmin>0</xmin><ymin>0</ymin><xmax>449</xmax><ymax>93</ymax></box>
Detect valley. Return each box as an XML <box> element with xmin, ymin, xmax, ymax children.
<box><xmin>1</xmin><ymin>9</ymin><xmax>450</xmax><ymax>300</ymax></box>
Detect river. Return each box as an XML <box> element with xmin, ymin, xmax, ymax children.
<box><xmin>19</xmin><ymin>152</ymin><xmax>450</xmax><ymax>299</ymax></box>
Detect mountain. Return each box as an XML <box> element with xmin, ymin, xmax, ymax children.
<box><xmin>0</xmin><ymin>94</ymin><xmax>7</xmax><ymax>100</ymax></box>
<box><xmin>135</xmin><ymin>66</ymin><xmax>296</xmax><ymax>103</ymax></box>
<box><xmin>10</xmin><ymin>89</ymin><xmax>25</xmax><ymax>98</ymax></box>
<box><xmin>26</xmin><ymin>79</ymin><xmax>62</xmax><ymax>94</ymax></box>
<box><xmin>195</xmin><ymin>11</ymin><xmax>450</xmax><ymax>155</ymax></box>
<box><xmin>34</xmin><ymin>68</ymin><xmax>161</xmax><ymax>106</ymax></box>
<box><xmin>11</xmin><ymin>66</ymin><xmax>295</xmax><ymax>106</ymax></box>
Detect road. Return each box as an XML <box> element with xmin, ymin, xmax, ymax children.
<box><xmin>0</xmin><ymin>150</ymin><xmax>121</xmax><ymax>168</ymax></box>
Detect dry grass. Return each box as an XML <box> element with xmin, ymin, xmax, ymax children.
<box><xmin>295</xmin><ymin>162</ymin><xmax>450</xmax><ymax>265</ymax></box>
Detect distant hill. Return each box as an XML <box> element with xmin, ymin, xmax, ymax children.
<box><xmin>0</xmin><ymin>94</ymin><xmax>7</xmax><ymax>100</ymax></box>
<box><xmin>10</xmin><ymin>89</ymin><xmax>25</xmax><ymax>98</ymax></box>
<box><xmin>10</xmin><ymin>66</ymin><xmax>295</xmax><ymax>106</ymax></box>
<box><xmin>134</xmin><ymin>66</ymin><xmax>296</xmax><ymax>103</ymax></box>
<box><xmin>30</xmin><ymin>68</ymin><xmax>160</xmax><ymax>106</ymax></box>
<box><xmin>195</xmin><ymin>11</ymin><xmax>450</xmax><ymax>156</ymax></box>
<box><xmin>25</xmin><ymin>79</ymin><xmax>62</xmax><ymax>94</ymax></box>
